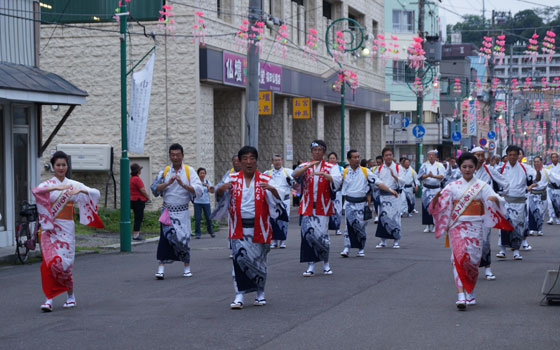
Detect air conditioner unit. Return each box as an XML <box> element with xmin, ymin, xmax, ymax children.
<box><xmin>56</xmin><ymin>144</ymin><xmax>112</xmax><ymax>171</ymax></box>
<box><xmin>541</xmin><ymin>270</ymin><xmax>560</xmax><ymax>303</ymax></box>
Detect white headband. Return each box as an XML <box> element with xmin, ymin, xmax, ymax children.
<box><xmin>471</xmin><ymin>147</ymin><xmax>484</xmax><ymax>153</ymax></box>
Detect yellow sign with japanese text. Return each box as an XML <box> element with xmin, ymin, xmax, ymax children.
<box><xmin>292</xmin><ymin>97</ymin><xmax>311</xmax><ymax>119</ymax></box>
<box><xmin>259</xmin><ymin>91</ymin><xmax>273</xmax><ymax>115</ymax></box>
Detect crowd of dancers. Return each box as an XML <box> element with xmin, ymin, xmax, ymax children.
<box><xmin>32</xmin><ymin>141</ymin><xmax>560</xmax><ymax>312</ymax></box>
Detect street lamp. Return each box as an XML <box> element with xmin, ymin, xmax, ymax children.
<box><xmin>325</xmin><ymin>18</ymin><xmax>365</xmax><ymax>165</ymax></box>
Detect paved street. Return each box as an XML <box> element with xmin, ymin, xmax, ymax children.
<box><xmin>1</xmin><ymin>201</ymin><xmax>559</xmax><ymax>350</ymax></box>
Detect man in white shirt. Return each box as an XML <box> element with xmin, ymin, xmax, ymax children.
<box><xmin>546</xmin><ymin>153</ymin><xmax>560</xmax><ymax>225</ymax></box>
<box><xmin>400</xmin><ymin>158</ymin><xmax>418</xmax><ymax>217</ymax></box>
<box><xmin>497</xmin><ymin>145</ymin><xmax>539</xmax><ymax>260</ymax></box>
<box><xmin>417</xmin><ymin>149</ymin><xmax>446</xmax><ymax>232</ymax></box>
<box><xmin>340</xmin><ymin>150</ymin><xmax>396</xmax><ymax>257</ymax></box>
<box><xmin>151</xmin><ymin>143</ymin><xmax>203</xmax><ymax>279</ymax></box>
<box><xmin>375</xmin><ymin>147</ymin><xmax>406</xmax><ymax>248</ymax></box>
<box><xmin>266</xmin><ymin>154</ymin><xmax>294</xmax><ymax>248</ymax></box>
<box><xmin>293</xmin><ymin>140</ymin><xmax>342</xmax><ymax>276</ymax></box>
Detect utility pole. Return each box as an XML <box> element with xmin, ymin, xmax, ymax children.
<box><xmin>416</xmin><ymin>0</ymin><xmax>425</xmax><ymax>172</ymax></box>
<box><xmin>488</xmin><ymin>10</ymin><xmax>496</xmax><ymax>137</ymax></box>
<box><xmin>245</xmin><ymin>0</ymin><xmax>261</xmax><ymax>147</ymax></box>
<box><xmin>118</xmin><ymin>4</ymin><xmax>131</xmax><ymax>252</ymax></box>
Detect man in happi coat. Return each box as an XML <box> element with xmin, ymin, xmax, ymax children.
<box><xmin>265</xmin><ymin>154</ymin><xmax>294</xmax><ymax>248</ymax></box>
<box><xmin>214</xmin><ymin>146</ymin><xmax>287</xmax><ymax>309</ymax></box>
<box><xmin>375</xmin><ymin>147</ymin><xmax>406</xmax><ymax>248</ymax></box>
<box><xmin>472</xmin><ymin>147</ymin><xmax>509</xmax><ymax>280</ymax></box>
<box><xmin>370</xmin><ymin>156</ymin><xmax>383</xmax><ymax>222</ymax></box>
<box><xmin>546</xmin><ymin>153</ymin><xmax>560</xmax><ymax>225</ymax></box>
<box><xmin>496</xmin><ymin>145</ymin><xmax>540</xmax><ymax>260</ymax></box>
<box><xmin>293</xmin><ymin>140</ymin><xmax>342</xmax><ymax>276</ymax></box>
<box><xmin>400</xmin><ymin>158</ymin><xmax>418</xmax><ymax>217</ymax></box>
<box><xmin>151</xmin><ymin>143</ymin><xmax>203</xmax><ymax>279</ymax></box>
<box><xmin>430</xmin><ymin>152</ymin><xmax>513</xmax><ymax>310</ymax></box>
<box><xmin>340</xmin><ymin>149</ymin><xmax>397</xmax><ymax>257</ymax></box>
<box><xmin>528</xmin><ymin>156</ymin><xmax>560</xmax><ymax>236</ymax></box>
<box><xmin>417</xmin><ymin>149</ymin><xmax>446</xmax><ymax>232</ymax></box>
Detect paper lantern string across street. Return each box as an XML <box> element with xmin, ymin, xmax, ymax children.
<box><xmin>192</xmin><ymin>11</ymin><xmax>206</xmax><ymax>45</ymax></box>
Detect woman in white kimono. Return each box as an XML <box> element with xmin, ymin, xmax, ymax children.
<box><xmin>429</xmin><ymin>152</ymin><xmax>512</xmax><ymax>310</ymax></box>
<box><xmin>32</xmin><ymin>151</ymin><xmax>104</xmax><ymax>312</ymax></box>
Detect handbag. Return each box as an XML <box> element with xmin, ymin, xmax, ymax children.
<box><xmin>363</xmin><ymin>205</ymin><xmax>373</xmax><ymax>221</ymax></box>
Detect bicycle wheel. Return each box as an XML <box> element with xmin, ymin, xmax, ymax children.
<box><xmin>15</xmin><ymin>225</ymin><xmax>30</xmax><ymax>264</ymax></box>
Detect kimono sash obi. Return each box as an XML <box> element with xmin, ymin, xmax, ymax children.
<box><xmin>504</xmin><ymin>195</ymin><xmax>526</xmax><ymax>203</ymax></box>
<box><xmin>54</xmin><ymin>201</ymin><xmax>74</xmax><ymax>220</ymax></box>
<box><xmin>452</xmin><ymin>200</ymin><xmax>484</xmax><ymax>216</ymax></box>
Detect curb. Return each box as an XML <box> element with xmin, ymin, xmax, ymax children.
<box><xmin>100</xmin><ymin>236</ymin><xmax>160</xmax><ymax>249</ymax></box>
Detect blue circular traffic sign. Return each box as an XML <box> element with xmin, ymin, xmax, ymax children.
<box><xmin>487</xmin><ymin>131</ymin><xmax>496</xmax><ymax>140</ymax></box>
<box><xmin>402</xmin><ymin>117</ymin><xmax>410</xmax><ymax>128</ymax></box>
<box><xmin>412</xmin><ymin>125</ymin><xmax>426</xmax><ymax>138</ymax></box>
<box><xmin>479</xmin><ymin>138</ymin><xmax>487</xmax><ymax>146</ymax></box>
<box><xmin>451</xmin><ymin>131</ymin><xmax>462</xmax><ymax>142</ymax></box>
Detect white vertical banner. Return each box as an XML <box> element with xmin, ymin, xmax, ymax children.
<box><xmin>128</xmin><ymin>52</ymin><xmax>155</xmax><ymax>154</ymax></box>
<box><xmin>468</xmin><ymin>99</ymin><xmax>477</xmax><ymax>136</ymax></box>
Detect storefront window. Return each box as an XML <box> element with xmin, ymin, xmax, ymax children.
<box><xmin>13</xmin><ymin>106</ymin><xmax>29</xmax><ymax>218</ymax></box>
<box><xmin>0</xmin><ymin>106</ymin><xmax>4</xmax><ymax>230</ymax></box>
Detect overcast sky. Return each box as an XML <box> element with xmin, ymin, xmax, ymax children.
<box><xmin>438</xmin><ymin>0</ymin><xmax>557</xmax><ymax>25</ymax></box>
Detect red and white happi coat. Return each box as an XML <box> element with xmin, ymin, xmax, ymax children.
<box><xmin>32</xmin><ymin>177</ymin><xmax>104</xmax><ymax>298</ymax></box>
<box><xmin>429</xmin><ymin>177</ymin><xmax>512</xmax><ymax>293</ymax></box>
<box><xmin>228</xmin><ymin>171</ymin><xmax>275</xmax><ymax>243</ymax></box>
<box><xmin>299</xmin><ymin>161</ymin><xmax>335</xmax><ymax>216</ymax></box>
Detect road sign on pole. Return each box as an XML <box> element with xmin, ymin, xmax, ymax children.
<box><xmin>402</xmin><ymin>117</ymin><xmax>410</xmax><ymax>128</ymax></box>
<box><xmin>412</xmin><ymin>125</ymin><xmax>426</xmax><ymax>138</ymax></box>
<box><xmin>479</xmin><ymin>138</ymin><xmax>488</xmax><ymax>147</ymax></box>
<box><xmin>488</xmin><ymin>141</ymin><xmax>496</xmax><ymax>150</ymax></box>
<box><xmin>451</xmin><ymin>131</ymin><xmax>462</xmax><ymax>142</ymax></box>
<box><xmin>487</xmin><ymin>131</ymin><xmax>496</xmax><ymax>139</ymax></box>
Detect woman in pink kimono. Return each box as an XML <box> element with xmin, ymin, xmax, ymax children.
<box><xmin>429</xmin><ymin>152</ymin><xmax>512</xmax><ymax>310</ymax></box>
<box><xmin>32</xmin><ymin>151</ymin><xmax>104</xmax><ymax>312</ymax></box>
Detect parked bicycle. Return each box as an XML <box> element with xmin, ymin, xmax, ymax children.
<box><xmin>15</xmin><ymin>200</ymin><xmax>40</xmax><ymax>264</ymax></box>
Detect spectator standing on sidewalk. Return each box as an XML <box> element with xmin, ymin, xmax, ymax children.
<box><xmin>130</xmin><ymin>163</ymin><xmax>149</xmax><ymax>241</ymax></box>
<box><xmin>194</xmin><ymin>168</ymin><xmax>215</xmax><ymax>239</ymax></box>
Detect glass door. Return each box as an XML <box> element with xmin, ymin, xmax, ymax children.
<box><xmin>0</xmin><ymin>105</ymin><xmax>4</xmax><ymax>231</ymax></box>
<box><xmin>12</xmin><ymin>106</ymin><xmax>30</xmax><ymax>220</ymax></box>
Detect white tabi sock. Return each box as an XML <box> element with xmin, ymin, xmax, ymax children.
<box><xmin>323</xmin><ymin>262</ymin><xmax>330</xmax><ymax>271</ymax></box>
<box><xmin>256</xmin><ymin>290</ymin><xmax>265</xmax><ymax>300</ymax></box>
<box><xmin>457</xmin><ymin>292</ymin><xmax>465</xmax><ymax>301</ymax></box>
<box><xmin>307</xmin><ymin>262</ymin><xmax>315</xmax><ymax>273</ymax></box>
<box><xmin>521</xmin><ymin>239</ymin><xmax>528</xmax><ymax>246</ymax></box>
<box><xmin>157</xmin><ymin>265</ymin><xmax>165</xmax><ymax>274</ymax></box>
<box><xmin>44</xmin><ymin>298</ymin><xmax>53</xmax><ymax>305</ymax></box>
<box><xmin>358</xmin><ymin>249</ymin><xmax>364</xmax><ymax>254</ymax></box>
<box><xmin>184</xmin><ymin>266</ymin><xmax>191</xmax><ymax>274</ymax></box>
<box><xmin>485</xmin><ymin>267</ymin><xmax>493</xmax><ymax>275</ymax></box>
<box><xmin>234</xmin><ymin>293</ymin><xmax>244</xmax><ymax>304</ymax></box>
<box><xmin>66</xmin><ymin>294</ymin><xmax>75</xmax><ymax>302</ymax></box>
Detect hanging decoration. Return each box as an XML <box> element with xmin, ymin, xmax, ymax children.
<box><xmin>511</xmin><ymin>78</ymin><xmax>520</xmax><ymax>94</ymax></box>
<box><xmin>374</xmin><ymin>34</ymin><xmax>389</xmax><ymax>66</ymax></box>
<box><xmin>113</xmin><ymin>0</ymin><xmax>132</xmax><ymax>23</ymax></box>
<box><xmin>158</xmin><ymin>3</ymin><xmax>175</xmax><ymax>35</ymax></box>
<box><xmin>407</xmin><ymin>36</ymin><xmax>426</xmax><ymax>69</ymax></box>
<box><xmin>491</xmin><ymin>78</ymin><xmax>500</xmax><ymax>93</ymax></box>
<box><xmin>332</xmin><ymin>30</ymin><xmax>347</xmax><ymax>63</ymax></box>
<box><xmin>493</xmin><ymin>34</ymin><xmax>506</xmax><ymax>65</ymax></box>
<box><xmin>552</xmin><ymin>77</ymin><xmax>560</xmax><ymax>90</ymax></box>
<box><xmin>192</xmin><ymin>11</ymin><xmax>206</xmax><ymax>45</ymax></box>
<box><xmin>236</xmin><ymin>20</ymin><xmax>250</xmax><ymax>50</ymax></box>
<box><xmin>495</xmin><ymin>101</ymin><xmax>506</xmax><ymax>112</ymax></box>
<box><xmin>389</xmin><ymin>35</ymin><xmax>400</xmax><ymax>60</ymax></box>
<box><xmin>250</xmin><ymin>21</ymin><xmax>266</xmax><ymax>54</ymax></box>
<box><xmin>541</xmin><ymin>77</ymin><xmax>549</xmax><ymax>91</ymax></box>
<box><xmin>479</xmin><ymin>36</ymin><xmax>492</xmax><ymax>66</ymax></box>
<box><xmin>273</xmin><ymin>24</ymin><xmax>289</xmax><ymax>59</ymax></box>
<box><xmin>525</xmin><ymin>32</ymin><xmax>539</xmax><ymax>65</ymax></box>
<box><xmin>304</xmin><ymin>28</ymin><xmax>319</xmax><ymax>61</ymax></box>
<box><xmin>413</xmin><ymin>76</ymin><xmax>423</xmax><ymax>95</ymax></box>
<box><xmin>553</xmin><ymin>99</ymin><xmax>560</xmax><ymax>112</ymax></box>
<box><xmin>333</xmin><ymin>69</ymin><xmax>358</xmax><ymax>91</ymax></box>
<box><xmin>431</xmin><ymin>77</ymin><xmax>440</xmax><ymax>107</ymax></box>
<box><xmin>523</xmin><ymin>77</ymin><xmax>533</xmax><ymax>92</ymax></box>
<box><xmin>542</xmin><ymin>31</ymin><xmax>556</xmax><ymax>62</ymax></box>
<box><xmin>453</xmin><ymin>78</ymin><xmax>462</xmax><ymax>95</ymax></box>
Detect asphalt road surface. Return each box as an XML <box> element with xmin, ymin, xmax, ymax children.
<box><xmin>1</xmin><ymin>202</ymin><xmax>559</xmax><ymax>349</ymax></box>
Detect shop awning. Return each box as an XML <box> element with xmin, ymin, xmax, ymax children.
<box><xmin>0</xmin><ymin>61</ymin><xmax>87</xmax><ymax>105</ymax></box>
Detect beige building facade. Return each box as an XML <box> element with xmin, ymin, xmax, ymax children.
<box><xmin>39</xmin><ymin>0</ymin><xmax>389</xmax><ymax>208</ymax></box>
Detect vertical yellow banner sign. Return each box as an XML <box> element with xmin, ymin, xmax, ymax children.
<box><xmin>293</xmin><ymin>97</ymin><xmax>311</xmax><ymax>119</ymax></box>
